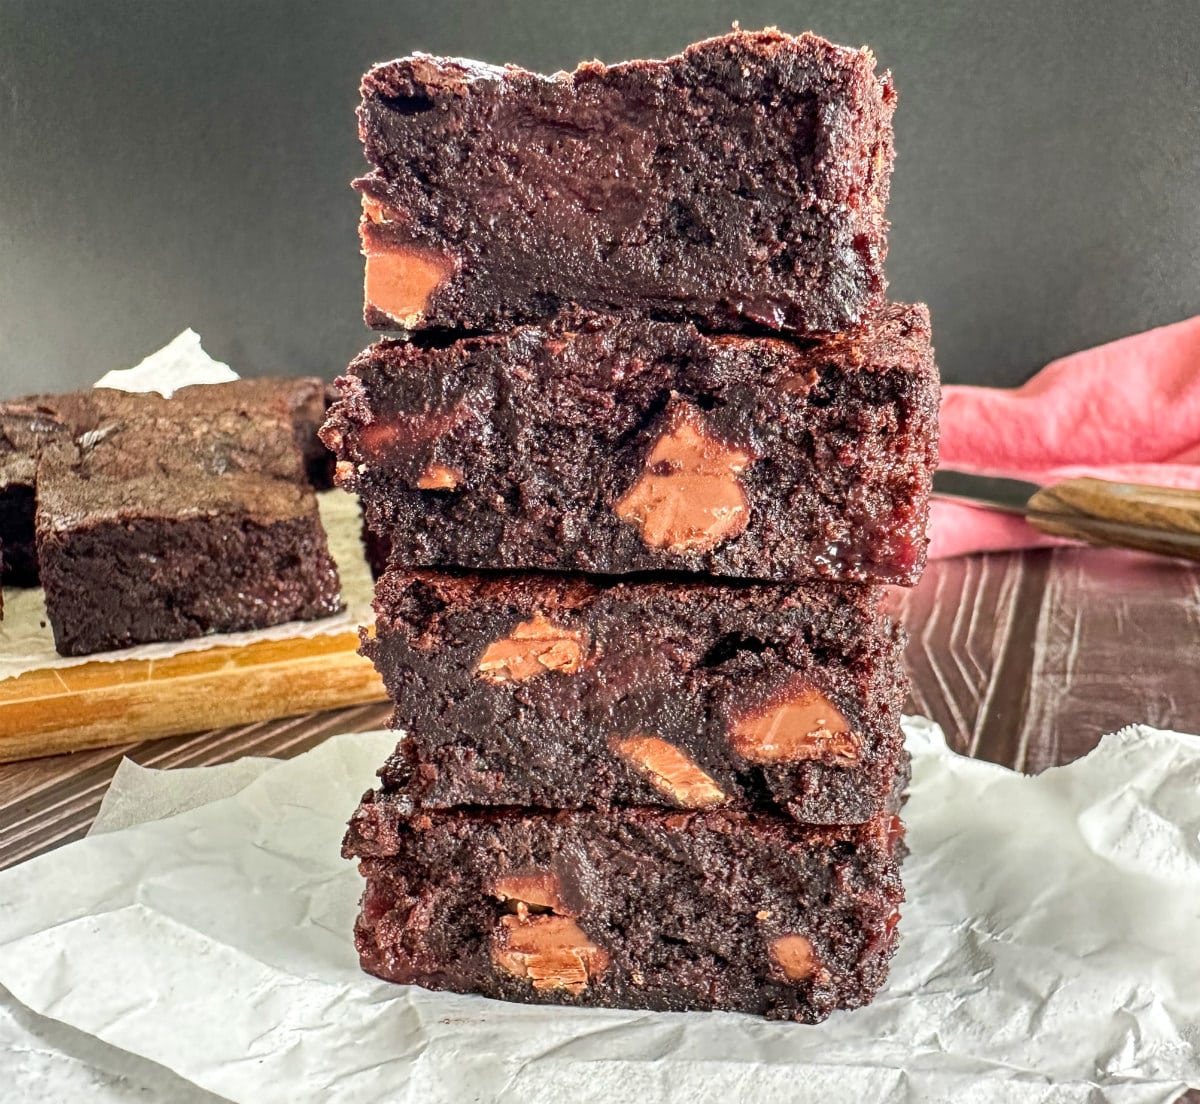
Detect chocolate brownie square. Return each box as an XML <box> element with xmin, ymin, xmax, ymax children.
<box><xmin>0</xmin><ymin>397</ymin><xmax>85</xmax><ymax>586</ymax></box>
<box><xmin>323</xmin><ymin>304</ymin><xmax>938</xmax><ymax>585</ymax></box>
<box><xmin>35</xmin><ymin>386</ymin><xmax>342</xmax><ymax>656</ymax></box>
<box><xmin>365</xmin><ymin>568</ymin><xmax>906</xmax><ymax>825</ymax></box>
<box><xmin>356</xmin><ymin>29</ymin><xmax>894</xmax><ymax>336</ymax></box>
<box><xmin>344</xmin><ymin>793</ymin><xmax>904</xmax><ymax>1022</ymax></box>
<box><xmin>0</xmin><ymin>377</ymin><xmax>335</xmax><ymax>588</ymax></box>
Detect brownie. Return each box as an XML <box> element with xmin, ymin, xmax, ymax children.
<box><xmin>344</xmin><ymin>792</ymin><xmax>904</xmax><ymax>1022</ymax></box>
<box><xmin>323</xmin><ymin>304</ymin><xmax>938</xmax><ymax>585</ymax></box>
<box><xmin>35</xmin><ymin>386</ymin><xmax>342</xmax><ymax>656</ymax></box>
<box><xmin>0</xmin><ymin>377</ymin><xmax>335</xmax><ymax>588</ymax></box>
<box><xmin>365</xmin><ymin>568</ymin><xmax>905</xmax><ymax>824</ymax></box>
<box><xmin>356</xmin><ymin>29</ymin><xmax>894</xmax><ymax>336</ymax></box>
<box><xmin>0</xmin><ymin>399</ymin><xmax>76</xmax><ymax>585</ymax></box>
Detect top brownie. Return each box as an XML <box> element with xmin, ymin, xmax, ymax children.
<box><xmin>357</xmin><ymin>28</ymin><xmax>895</xmax><ymax>334</ymax></box>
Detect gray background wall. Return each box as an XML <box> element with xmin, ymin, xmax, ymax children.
<box><xmin>1</xmin><ymin>0</ymin><xmax>1198</xmax><ymax>397</ymax></box>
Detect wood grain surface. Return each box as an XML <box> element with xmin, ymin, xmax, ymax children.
<box><xmin>4</xmin><ymin>543</ymin><xmax>1198</xmax><ymax>860</ymax></box>
<box><xmin>0</xmin><ymin>631</ymin><xmax>387</xmax><ymax>764</ymax></box>
<box><xmin>1028</xmin><ymin>477</ymin><xmax>1200</xmax><ymax>560</ymax></box>
<box><xmin>0</xmin><ymin>700</ymin><xmax>391</xmax><ymax>869</ymax></box>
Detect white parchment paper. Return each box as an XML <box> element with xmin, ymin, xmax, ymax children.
<box><xmin>0</xmin><ymin>330</ymin><xmax>375</xmax><ymax>682</ymax></box>
<box><xmin>92</xmin><ymin>329</ymin><xmax>238</xmax><ymax>396</ymax></box>
<box><xmin>0</xmin><ymin>988</ymin><xmax>226</xmax><ymax>1104</ymax></box>
<box><xmin>0</xmin><ymin>718</ymin><xmax>1197</xmax><ymax>1103</ymax></box>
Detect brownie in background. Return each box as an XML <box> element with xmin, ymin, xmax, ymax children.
<box><xmin>0</xmin><ymin>396</ymin><xmax>87</xmax><ymax>585</ymax></box>
<box><xmin>0</xmin><ymin>376</ymin><xmax>336</xmax><ymax>589</ymax></box>
<box><xmin>0</xmin><ymin>400</ymin><xmax>71</xmax><ymax>586</ymax></box>
<box><xmin>35</xmin><ymin>385</ymin><xmax>342</xmax><ymax>656</ymax></box>
<box><xmin>233</xmin><ymin>377</ymin><xmax>338</xmax><ymax>491</ymax></box>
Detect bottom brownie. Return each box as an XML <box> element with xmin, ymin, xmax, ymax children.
<box><xmin>344</xmin><ymin>793</ymin><xmax>904</xmax><ymax>1022</ymax></box>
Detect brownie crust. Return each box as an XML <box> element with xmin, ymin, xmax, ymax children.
<box><xmin>345</xmin><ymin>794</ymin><xmax>904</xmax><ymax>1022</ymax></box>
<box><xmin>324</xmin><ymin>304</ymin><xmax>938</xmax><ymax>585</ymax></box>
<box><xmin>357</xmin><ymin>28</ymin><xmax>895</xmax><ymax>335</ymax></box>
<box><xmin>35</xmin><ymin>386</ymin><xmax>341</xmax><ymax>656</ymax></box>
<box><xmin>365</xmin><ymin>568</ymin><xmax>907</xmax><ymax>824</ymax></box>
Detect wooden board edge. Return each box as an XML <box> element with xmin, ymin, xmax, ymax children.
<box><xmin>0</xmin><ymin>631</ymin><xmax>388</xmax><ymax>763</ymax></box>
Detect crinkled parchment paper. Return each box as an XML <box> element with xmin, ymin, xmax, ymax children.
<box><xmin>92</xmin><ymin>329</ymin><xmax>239</xmax><ymax>396</ymax></box>
<box><xmin>0</xmin><ymin>332</ymin><xmax>374</xmax><ymax>682</ymax></box>
<box><xmin>0</xmin><ymin>718</ymin><xmax>1196</xmax><ymax>1104</ymax></box>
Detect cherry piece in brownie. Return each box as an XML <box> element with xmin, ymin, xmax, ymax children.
<box><xmin>356</xmin><ymin>28</ymin><xmax>895</xmax><ymax>335</ymax></box>
<box><xmin>35</xmin><ymin>386</ymin><xmax>342</xmax><ymax>656</ymax></box>
<box><xmin>323</xmin><ymin>303</ymin><xmax>938</xmax><ymax>586</ymax></box>
<box><xmin>344</xmin><ymin>793</ymin><xmax>904</xmax><ymax>1022</ymax></box>
<box><xmin>365</xmin><ymin>568</ymin><xmax>905</xmax><ymax>824</ymax></box>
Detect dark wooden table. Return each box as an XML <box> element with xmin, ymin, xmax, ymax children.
<box><xmin>0</xmin><ymin>543</ymin><xmax>1197</xmax><ymax>1098</ymax></box>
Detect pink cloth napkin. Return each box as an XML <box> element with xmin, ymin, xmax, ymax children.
<box><xmin>931</xmin><ymin>313</ymin><xmax>1200</xmax><ymax>558</ymax></box>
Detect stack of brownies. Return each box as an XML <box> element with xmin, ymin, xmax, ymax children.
<box><xmin>325</xmin><ymin>28</ymin><xmax>939</xmax><ymax>1022</ymax></box>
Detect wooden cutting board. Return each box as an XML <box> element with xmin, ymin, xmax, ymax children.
<box><xmin>0</xmin><ymin>629</ymin><xmax>386</xmax><ymax>764</ymax></box>
<box><xmin>0</xmin><ymin>494</ymin><xmax>387</xmax><ymax>764</ymax></box>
